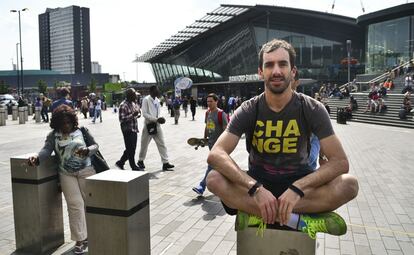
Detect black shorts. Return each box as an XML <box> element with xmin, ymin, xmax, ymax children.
<box><xmin>221</xmin><ymin>171</ymin><xmax>310</xmax><ymax>215</ymax></box>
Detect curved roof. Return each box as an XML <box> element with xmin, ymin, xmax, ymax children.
<box><xmin>357</xmin><ymin>3</ymin><xmax>414</xmax><ymax>26</ymax></box>
<box><xmin>136</xmin><ymin>4</ymin><xmax>358</xmax><ymax>63</ymax></box>
<box><xmin>136</xmin><ymin>5</ymin><xmax>250</xmax><ymax>62</ymax></box>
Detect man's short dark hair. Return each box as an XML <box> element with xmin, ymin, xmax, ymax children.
<box><xmin>258</xmin><ymin>39</ymin><xmax>296</xmax><ymax>71</ymax></box>
<box><xmin>149</xmin><ymin>85</ymin><xmax>158</xmax><ymax>93</ymax></box>
<box><xmin>207</xmin><ymin>93</ymin><xmax>218</xmax><ymax>101</ymax></box>
<box><xmin>125</xmin><ymin>88</ymin><xmax>136</xmax><ymax>102</ymax></box>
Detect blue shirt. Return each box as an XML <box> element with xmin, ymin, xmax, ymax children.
<box><xmin>50</xmin><ymin>98</ymin><xmax>73</xmax><ymax>112</ymax></box>
<box><xmin>308</xmin><ymin>134</ymin><xmax>320</xmax><ymax>170</ymax></box>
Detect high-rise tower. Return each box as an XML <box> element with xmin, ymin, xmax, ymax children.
<box><xmin>39</xmin><ymin>6</ymin><xmax>91</xmax><ymax>74</ymax></box>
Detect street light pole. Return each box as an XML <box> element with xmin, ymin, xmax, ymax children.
<box><xmin>136</xmin><ymin>54</ymin><xmax>139</xmax><ymax>83</ymax></box>
<box><xmin>10</xmin><ymin>8</ymin><xmax>28</xmax><ymax>96</ymax></box>
<box><xmin>16</xmin><ymin>43</ymin><xmax>20</xmax><ymax>95</ymax></box>
<box><xmin>346</xmin><ymin>40</ymin><xmax>352</xmax><ymax>84</ymax></box>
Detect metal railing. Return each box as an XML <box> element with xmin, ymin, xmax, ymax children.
<box><xmin>339</xmin><ymin>58</ymin><xmax>414</xmax><ymax>93</ymax></box>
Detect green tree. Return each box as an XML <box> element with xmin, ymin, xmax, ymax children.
<box><xmin>89</xmin><ymin>78</ymin><xmax>97</xmax><ymax>92</ymax></box>
<box><xmin>0</xmin><ymin>80</ymin><xmax>9</xmax><ymax>94</ymax></box>
<box><xmin>37</xmin><ymin>80</ymin><xmax>48</xmax><ymax>94</ymax></box>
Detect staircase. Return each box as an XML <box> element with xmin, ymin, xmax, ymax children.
<box><xmin>326</xmin><ymin>93</ymin><xmax>414</xmax><ymax>129</ymax></box>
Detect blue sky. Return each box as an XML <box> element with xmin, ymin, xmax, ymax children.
<box><xmin>0</xmin><ymin>0</ymin><xmax>410</xmax><ymax>82</ymax></box>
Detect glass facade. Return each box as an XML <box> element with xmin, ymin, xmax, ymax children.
<box><xmin>366</xmin><ymin>16</ymin><xmax>412</xmax><ymax>74</ymax></box>
<box><xmin>142</xmin><ymin>6</ymin><xmax>365</xmax><ymax>85</ymax></box>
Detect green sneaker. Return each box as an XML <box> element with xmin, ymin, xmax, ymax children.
<box><xmin>299</xmin><ymin>212</ymin><xmax>347</xmax><ymax>239</ymax></box>
<box><xmin>236</xmin><ymin>211</ymin><xmax>267</xmax><ymax>237</ymax></box>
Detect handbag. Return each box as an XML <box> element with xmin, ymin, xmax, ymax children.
<box><xmin>146</xmin><ymin>122</ymin><xmax>157</xmax><ymax>135</ymax></box>
<box><xmin>80</xmin><ymin>127</ymin><xmax>110</xmax><ymax>173</ymax></box>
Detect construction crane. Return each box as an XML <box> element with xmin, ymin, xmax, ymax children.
<box><xmin>331</xmin><ymin>0</ymin><xmax>365</xmax><ymax>13</ymax></box>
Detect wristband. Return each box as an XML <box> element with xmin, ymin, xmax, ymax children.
<box><xmin>248</xmin><ymin>181</ymin><xmax>262</xmax><ymax>197</ymax></box>
<box><xmin>289</xmin><ymin>184</ymin><xmax>305</xmax><ymax>198</ymax></box>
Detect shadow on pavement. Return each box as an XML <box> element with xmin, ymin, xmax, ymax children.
<box><xmin>183</xmin><ymin>195</ymin><xmax>226</xmax><ymax>220</ymax></box>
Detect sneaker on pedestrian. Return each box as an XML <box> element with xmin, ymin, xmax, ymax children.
<box><xmin>162</xmin><ymin>163</ymin><xmax>175</xmax><ymax>171</ymax></box>
<box><xmin>299</xmin><ymin>212</ymin><xmax>347</xmax><ymax>239</ymax></box>
<box><xmin>137</xmin><ymin>160</ymin><xmax>145</xmax><ymax>169</ymax></box>
<box><xmin>74</xmin><ymin>241</ymin><xmax>87</xmax><ymax>254</ymax></box>
<box><xmin>115</xmin><ymin>161</ymin><xmax>125</xmax><ymax>170</ymax></box>
<box><xmin>131</xmin><ymin>166</ymin><xmax>144</xmax><ymax>171</ymax></box>
<box><xmin>192</xmin><ymin>185</ymin><xmax>204</xmax><ymax>196</ymax></box>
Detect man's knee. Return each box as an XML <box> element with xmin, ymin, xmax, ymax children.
<box><xmin>206</xmin><ymin>170</ymin><xmax>225</xmax><ymax>194</ymax></box>
<box><xmin>342</xmin><ymin>174</ymin><xmax>359</xmax><ymax>201</ymax></box>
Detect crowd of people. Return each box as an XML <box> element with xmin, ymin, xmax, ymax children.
<box><xmin>20</xmin><ymin>39</ymin><xmax>414</xmax><ymax>255</ymax></box>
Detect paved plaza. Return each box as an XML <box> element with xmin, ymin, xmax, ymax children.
<box><xmin>1</xmin><ymin>106</ymin><xmax>414</xmax><ymax>255</ymax></box>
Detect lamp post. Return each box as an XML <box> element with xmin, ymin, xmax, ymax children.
<box><xmin>16</xmin><ymin>43</ymin><xmax>20</xmax><ymax>95</ymax></box>
<box><xmin>346</xmin><ymin>39</ymin><xmax>352</xmax><ymax>84</ymax></box>
<box><xmin>10</xmin><ymin>8</ymin><xmax>28</xmax><ymax>96</ymax></box>
<box><xmin>135</xmin><ymin>54</ymin><xmax>139</xmax><ymax>83</ymax></box>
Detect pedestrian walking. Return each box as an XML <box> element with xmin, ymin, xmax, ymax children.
<box><xmin>138</xmin><ymin>85</ymin><xmax>175</xmax><ymax>171</ymax></box>
<box><xmin>192</xmin><ymin>93</ymin><xmax>228</xmax><ymax>196</ymax></box>
<box><xmin>190</xmin><ymin>96</ymin><xmax>197</xmax><ymax>121</ymax></box>
<box><xmin>116</xmin><ymin>89</ymin><xmax>142</xmax><ymax>171</ymax></box>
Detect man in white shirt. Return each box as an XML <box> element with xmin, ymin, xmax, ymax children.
<box><xmin>138</xmin><ymin>86</ymin><xmax>175</xmax><ymax>171</ymax></box>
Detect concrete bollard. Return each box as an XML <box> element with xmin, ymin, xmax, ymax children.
<box><xmin>85</xmin><ymin>170</ymin><xmax>150</xmax><ymax>255</ymax></box>
<box><xmin>12</xmin><ymin>105</ymin><xmax>18</xmax><ymax>120</ymax></box>
<box><xmin>28</xmin><ymin>103</ymin><xmax>33</xmax><ymax>116</ymax></box>
<box><xmin>4</xmin><ymin>107</ymin><xmax>8</xmax><ymax>120</ymax></box>
<box><xmin>35</xmin><ymin>106</ymin><xmax>42</xmax><ymax>123</ymax></box>
<box><xmin>24</xmin><ymin>106</ymin><xmax>28</xmax><ymax>121</ymax></box>
<box><xmin>10</xmin><ymin>154</ymin><xmax>64</xmax><ymax>254</ymax></box>
<box><xmin>18</xmin><ymin>107</ymin><xmax>25</xmax><ymax>124</ymax></box>
<box><xmin>0</xmin><ymin>107</ymin><xmax>6</xmax><ymax>126</ymax></box>
<box><xmin>237</xmin><ymin>226</ymin><xmax>316</xmax><ymax>255</ymax></box>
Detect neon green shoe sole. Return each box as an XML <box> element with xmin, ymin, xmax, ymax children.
<box><xmin>236</xmin><ymin>211</ymin><xmax>267</xmax><ymax>236</ymax></box>
<box><xmin>300</xmin><ymin>212</ymin><xmax>347</xmax><ymax>239</ymax></box>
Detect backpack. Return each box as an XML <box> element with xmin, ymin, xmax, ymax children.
<box><xmin>205</xmin><ymin>108</ymin><xmax>229</xmax><ymax>128</ymax></box>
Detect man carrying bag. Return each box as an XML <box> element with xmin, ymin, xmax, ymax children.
<box><xmin>138</xmin><ymin>85</ymin><xmax>175</xmax><ymax>171</ymax></box>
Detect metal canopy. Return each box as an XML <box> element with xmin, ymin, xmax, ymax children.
<box><xmin>135</xmin><ymin>5</ymin><xmax>250</xmax><ymax>62</ymax></box>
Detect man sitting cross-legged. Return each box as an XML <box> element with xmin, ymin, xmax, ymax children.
<box><xmin>206</xmin><ymin>39</ymin><xmax>359</xmax><ymax>239</ymax></box>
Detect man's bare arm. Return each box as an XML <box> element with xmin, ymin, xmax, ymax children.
<box><xmin>207</xmin><ymin>131</ymin><xmax>256</xmax><ymax>190</ymax></box>
<box><xmin>293</xmin><ymin>134</ymin><xmax>349</xmax><ymax>194</ymax></box>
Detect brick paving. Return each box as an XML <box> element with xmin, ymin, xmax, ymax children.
<box><xmin>0</xmin><ymin>106</ymin><xmax>414</xmax><ymax>254</ymax></box>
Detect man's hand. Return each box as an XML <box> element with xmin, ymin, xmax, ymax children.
<box><xmin>28</xmin><ymin>156</ymin><xmax>39</xmax><ymax>167</ymax></box>
<box><xmin>253</xmin><ymin>187</ymin><xmax>278</xmax><ymax>224</ymax></box>
<box><xmin>277</xmin><ymin>189</ymin><xmax>301</xmax><ymax>226</ymax></box>
<box><xmin>157</xmin><ymin>117</ymin><xmax>166</xmax><ymax>124</ymax></box>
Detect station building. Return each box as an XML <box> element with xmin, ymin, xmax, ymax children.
<box><xmin>136</xmin><ymin>3</ymin><xmax>414</xmax><ymax>98</ymax></box>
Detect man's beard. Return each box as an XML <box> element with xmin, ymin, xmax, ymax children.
<box><xmin>265</xmin><ymin>74</ymin><xmax>292</xmax><ymax>95</ymax></box>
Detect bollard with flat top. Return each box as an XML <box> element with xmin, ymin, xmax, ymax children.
<box><xmin>237</xmin><ymin>224</ymin><xmax>316</xmax><ymax>255</ymax></box>
<box><xmin>11</xmin><ymin>154</ymin><xmax>64</xmax><ymax>255</ymax></box>
<box><xmin>18</xmin><ymin>107</ymin><xmax>25</xmax><ymax>124</ymax></box>
<box><xmin>35</xmin><ymin>106</ymin><xmax>41</xmax><ymax>123</ymax></box>
<box><xmin>12</xmin><ymin>105</ymin><xmax>18</xmax><ymax>120</ymax></box>
<box><xmin>28</xmin><ymin>103</ymin><xmax>33</xmax><ymax>115</ymax></box>
<box><xmin>85</xmin><ymin>169</ymin><xmax>150</xmax><ymax>255</ymax></box>
<box><xmin>0</xmin><ymin>107</ymin><xmax>5</xmax><ymax>126</ymax></box>
<box><xmin>24</xmin><ymin>106</ymin><xmax>28</xmax><ymax>121</ymax></box>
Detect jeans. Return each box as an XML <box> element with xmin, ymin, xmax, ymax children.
<box><xmin>199</xmin><ymin>144</ymin><xmax>213</xmax><ymax>191</ymax></box>
<box><xmin>41</xmin><ymin>107</ymin><xmax>49</xmax><ymax>122</ymax></box>
<box><xmin>93</xmin><ymin>109</ymin><xmax>102</xmax><ymax>122</ymax></box>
